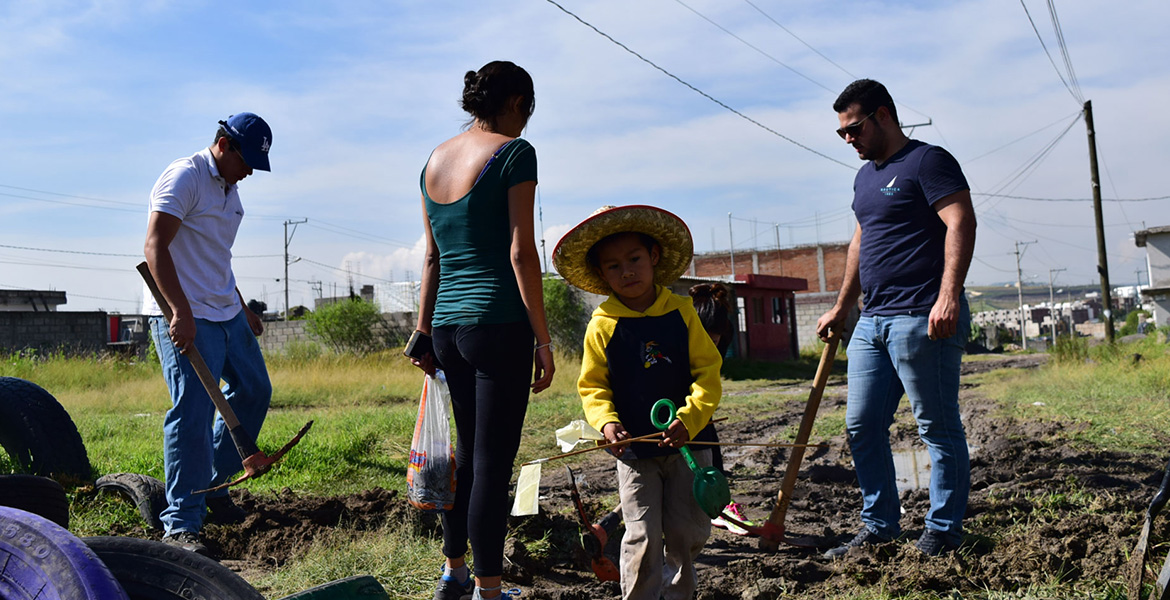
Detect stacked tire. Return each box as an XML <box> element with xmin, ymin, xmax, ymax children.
<box><xmin>0</xmin><ymin>376</ymin><xmax>389</xmax><ymax>599</ymax></box>
<box><xmin>0</xmin><ymin>377</ymin><xmax>91</xmax><ymax>482</ymax></box>
<box><xmin>0</xmin><ymin>506</ymin><xmax>128</xmax><ymax>600</ymax></box>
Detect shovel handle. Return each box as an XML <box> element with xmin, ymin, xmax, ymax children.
<box><xmin>761</xmin><ymin>329</ymin><xmax>840</xmax><ymax>548</ymax></box>
<box><xmin>137</xmin><ymin>261</ymin><xmax>260</xmax><ymax>460</ymax></box>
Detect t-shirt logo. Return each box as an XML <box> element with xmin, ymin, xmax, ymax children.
<box><xmin>642</xmin><ymin>341</ymin><xmax>671</xmax><ymax>369</ymax></box>
<box><xmin>881</xmin><ymin>176</ymin><xmax>900</xmax><ymax>197</ymax></box>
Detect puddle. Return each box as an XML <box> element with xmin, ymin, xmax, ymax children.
<box><xmin>892</xmin><ymin>445</ymin><xmax>978</xmax><ymax>492</ymax></box>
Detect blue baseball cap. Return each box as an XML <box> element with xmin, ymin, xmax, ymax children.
<box><xmin>218</xmin><ymin>112</ymin><xmax>272</xmax><ymax>172</ymax></box>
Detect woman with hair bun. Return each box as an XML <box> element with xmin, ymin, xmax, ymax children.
<box><xmin>411</xmin><ymin>60</ymin><xmax>554</xmax><ymax>600</ymax></box>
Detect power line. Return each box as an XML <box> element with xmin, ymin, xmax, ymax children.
<box><xmin>1046</xmin><ymin>0</ymin><xmax>1084</xmax><ymax>102</ymax></box>
<box><xmin>0</xmin><ymin>191</ymin><xmax>141</xmax><ymax>213</ymax></box>
<box><xmin>741</xmin><ymin>0</ymin><xmax>855</xmax><ymax>80</ymax></box>
<box><xmin>973</xmin><ymin>193</ymin><xmax>1170</xmax><ymax>203</ymax></box>
<box><xmin>294</xmin><ymin>256</ymin><xmax>400</xmax><ymax>285</ymax></box>
<box><xmin>964</xmin><ymin>111</ymin><xmax>1081</xmax><ymax>163</ymax></box>
<box><xmin>974</xmin><ymin>113</ymin><xmax>1081</xmax><ymax>211</ymax></box>
<box><xmin>0</xmin><ymin>183</ymin><xmax>139</xmax><ymax>207</ymax></box>
<box><xmin>672</xmin><ymin>0</ymin><xmax>834</xmax><ymax>93</ymax></box>
<box><xmin>1020</xmin><ymin>0</ymin><xmax>1081</xmax><ymax>105</ymax></box>
<box><xmin>0</xmin><ymin>243</ymin><xmax>279</xmax><ymax>259</ymax></box>
<box><xmin>304</xmin><ymin>220</ymin><xmax>415</xmax><ymax>248</ymax></box>
<box><xmin>542</xmin><ymin>0</ymin><xmax>853</xmax><ymax>169</ymax></box>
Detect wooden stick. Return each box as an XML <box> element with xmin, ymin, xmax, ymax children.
<box><xmin>631</xmin><ymin>440</ymin><xmax>828</xmax><ymax>449</ymax></box>
<box><xmin>521</xmin><ymin>431</ymin><xmax>663</xmax><ymax>466</ymax></box>
<box><xmin>760</xmin><ymin>328</ymin><xmax>840</xmax><ymax>550</ymax></box>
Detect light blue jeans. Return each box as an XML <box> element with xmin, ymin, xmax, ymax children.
<box><xmin>150</xmin><ymin>312</ymin><xmax>271</xmax><ymax>534</ymax></box>
<box><xmin>844</xmin><ymin>297</ymin><xmax>970</xmax><ymax>544</ymax></box>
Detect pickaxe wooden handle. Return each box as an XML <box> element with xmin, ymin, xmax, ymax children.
<box><xmin>137</xmin><ymin>261</ymin><xmax>311</xmax><ymax>493</ymax></box>
<box><xmin>759</xmin><ymin>328</ymin><xmax>840</xmax><ymax>550</ymax></box>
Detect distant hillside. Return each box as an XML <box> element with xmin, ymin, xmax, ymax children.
<box><xmin>966</xmin><ymin>284</ymin><xmax>1100</xmax><ymax>313</ymax></box>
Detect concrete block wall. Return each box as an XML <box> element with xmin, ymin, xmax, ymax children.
<box><xmin>0</xmin><ymin>312</ymin><xmax>109</xmax><ymax>355</ymax></box>
<box><xmin>793</xmin><ymin>291</ymin><xmax>858</xmax><ymax>351</ymax></box>
<box><xmin>257</xmin><ymin>312</ymin><xmax>418</xmax><ymax>355</ymax></box>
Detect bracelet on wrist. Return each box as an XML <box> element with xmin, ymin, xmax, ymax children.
<box><xmin>535</xmin><ymin>342</ymin><xmax>553</xmax><ymax>351</ymax></box>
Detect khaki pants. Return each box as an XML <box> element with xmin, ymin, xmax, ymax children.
<box><xmin>616</xmin><ymin>450</ymin><xmax>712</xmax><ymax>600</ymax></box>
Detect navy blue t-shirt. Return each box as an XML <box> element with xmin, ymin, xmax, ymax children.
<box><xmin>852</xmin><ymin>140</ymin><xmax>968</xmax><ymax>316</ymax></box>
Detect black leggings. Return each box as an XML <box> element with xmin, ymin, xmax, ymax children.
<box><xmin>432</xmin><ymin>321</ymin><xmax>533</xmax><ymax>578</ymax></box>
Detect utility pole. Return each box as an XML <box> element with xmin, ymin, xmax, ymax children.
<box><xmin>1049</xmin><ymin>268</ymin><xmax>1066</xmax><ymax>341</ymax></box>
<box><xmin>728</xmin><ymin>212</ymin><xmax>736</xmax><ymax>280</ymax></box>
<box><xmin>1015</xmin><ymin>240</ymin><xmax>1036</xmax><ymax>349</ymax></box>
<box><xmin>283</xmin><ymin>218</ymin><xmax>307</xmax><ymax>321</ymax></box>
<box><xmin>1084</xmin><ymin>100</ymin><xmax>1114</xmax><ymax>343</ymax></box>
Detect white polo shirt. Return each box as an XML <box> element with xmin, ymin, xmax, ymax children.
<box><xmin>143</xmin><ymin>148</ymin><xmax>244</xmax><ymax>322</ymax></box>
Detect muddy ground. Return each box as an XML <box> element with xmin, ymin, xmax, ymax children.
<box><xmin>118</xmin><ymin>355</ymin><xmax>1170</xmax><ymax>598</ymax></box>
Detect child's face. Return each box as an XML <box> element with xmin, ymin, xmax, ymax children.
<box><xmin>593</xmin><ymin>233</ymin><xmax>660</xmax><ymax>310</ymax></box>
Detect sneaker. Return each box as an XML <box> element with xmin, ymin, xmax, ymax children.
<box><xmin>471</xmin><ymin>587</ymin><xmax>521</xmax><ymax>599</ymax></box>
<box><xmin>916</xmin><ymin>529</ymin><xmax>960</xmax><ymax>556</ymax></box>
<box><xmin>823</xmin><ymin>528</ymin><xmax>890</xmax><ymax>558</ymax></box>
<box><xmin>205</xmin><ymin>495</ymin><xmax>247</xmax><ymax>524</ymax></box>
<box><xmin>711</xmin><ymin>502</ymin><xmax>753</xmax><ymax>536</ymax></box>
<box><xmin>433</xmin><ymin>565</ymin><xmax>473</xmax><ymax>600</ymax></box>
<box><xmin>162</xmin><ymin>531</ymin><xmax>210</xmax><ymax>557</ymax></box>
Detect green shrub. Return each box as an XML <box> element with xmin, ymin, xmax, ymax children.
<box><xmin>1118</xmin><ymin>309</ymin><xmax>1151</xmax><ymax>337</ymax></box>
<box><xmin>1051</xmin><ymin>333</ymin><xmax>1089</xmax><ymax>365</ymax></box>
<box><xmin>304</xmin><ymin>299</ymin><xmax>387</xmax><ymax>355</ymax></box>
<box><xmin>543</xmin><ymin>276</ymin><xmax>589</xmax><ymax>359</ymax></box>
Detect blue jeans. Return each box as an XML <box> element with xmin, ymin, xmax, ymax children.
<box><xmin>150</xmin><ymin>312</ymin><xmax>271</xmax><ymax>534</ymax></box>
<box><xmin>844</xmin><ymin>298</ymin><xmax>969</xmax><ymax>544</ymax></box>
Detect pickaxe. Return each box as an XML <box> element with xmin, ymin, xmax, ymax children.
<box><xmin>137</xmin><ymin>261</ymin><xmax>312</xmax><ymax>494</ymax></box>
<box><xmin>567</xmin><ymin>467</ymin><xmax>620</xmax><ymax>582</ymax></box>
<box><xmin>1128</xmin><ymin>454</ymin><xmax>1170</xmax><ymax>600</ymax></box>
<box><xmin>757</xmin><ymin>328</ymin><xmax>840</xmax><ymax>550</ymax></box>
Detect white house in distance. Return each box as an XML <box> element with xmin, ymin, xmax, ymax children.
<box><xmin>1135</xmin><ymin>226</ymin><xmax>1170</xmax><ymax>326</ymax></box>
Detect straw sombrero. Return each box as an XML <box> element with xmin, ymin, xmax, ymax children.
<box><xmin>553</xmin><ymin>205</ymin><xmax>694</xmax><ymax>296</ymax></box>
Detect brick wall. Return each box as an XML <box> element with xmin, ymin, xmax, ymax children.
<box><xmin>691</xmin><ymin>243</ymin><xmax>849</xmax><ymax>295</ymax></box>
<box><xmin>0</xmin><ymin>312</ymin><xmax>109</xmax><ymax>355</ymax></box>
<box><xmin>692</xmin><ymin>243</ymin><xmax>853</xmax><ymax>352</ymax></box>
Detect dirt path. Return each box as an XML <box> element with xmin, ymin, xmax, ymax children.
<box><xmin>121</xmin><ymin>354</ymin><xmax>1168</xmax><ymax>598</ymax></box>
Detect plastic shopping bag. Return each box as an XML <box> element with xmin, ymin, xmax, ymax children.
<box><xmin>407</xmin><ymin>370</ymin><xmax>456</xmax><ymax>512</ymax></box>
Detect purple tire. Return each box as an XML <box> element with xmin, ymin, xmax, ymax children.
<box><xmin>0</xmin><ymin>506</ymin><xmax>128</xmax><ymax>600</ymax></box>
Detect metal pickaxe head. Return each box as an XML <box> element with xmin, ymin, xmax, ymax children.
<box><xmin>567</xmin><ymin>467</ymin><xmax>621</xmax><ymax>583</ymax></box>
<box><xmin>193</xmin><ymin>420</ymin><xmax>314</xmax><ymax>494</ymax></box>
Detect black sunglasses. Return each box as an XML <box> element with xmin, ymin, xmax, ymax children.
<box><xmin>836</xmin><ymin>111</ymin><xmax>876</xmax><ymax>140</ymax></box>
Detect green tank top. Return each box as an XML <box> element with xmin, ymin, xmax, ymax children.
<box><xmin>421</xmin><ymin>138</ymin><xmax>538</xmax><ymax>326</ymax></box>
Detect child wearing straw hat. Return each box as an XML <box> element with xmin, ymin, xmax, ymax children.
<box><xmin>553</xmin><ymin>205</ymin><xmax>722</xmax><ymax>600</ymax></box>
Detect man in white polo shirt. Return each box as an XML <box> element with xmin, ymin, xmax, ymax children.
<box><xmin>143</xmin><ymin>112</ymin><xmax>274</xmax><ymax>556</ymax></box>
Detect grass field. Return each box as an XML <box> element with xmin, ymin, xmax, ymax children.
<box><xmin>4</xmin><ymin>335</ymin><xmax>1170</xmax><ymax>598</ymax></box>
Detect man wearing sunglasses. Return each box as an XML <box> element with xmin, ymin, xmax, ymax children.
<box><xmin>143</xmin><ymin>112</ymin><xmax>274</xmax><ymax>557</ymax></box>
<box><xmin>816</xmin><ymin>80</ymin><xmax>976</xmax><ymax>558</ymax></box>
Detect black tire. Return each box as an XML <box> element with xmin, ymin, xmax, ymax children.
<box><xmin>0</xmin><ymin>474</ymin><xmax>69</xmax><ymax>528</ymax></box>
<box><xmin>0</xmin><ymin>506</ymin><xmax>128</xmax><ymax>600</ymax></box>
<box><xmin>0</xmin><ymin>377</ymin><xmax>92</xmax><ymax>481</ymax></box>
<box><xmin>82</xmin><ymin>536</ymin><xmax>265</xmax><ymax>600</ymax></box>
<box><xmin>95</xmin><ymin>473</ymin><xmax>166</xmax><ymax>531</ymax></box>
<box><xmin>276</xmin><ymin>575</ymin><xmax>389</xmax><ymax>599</ymax></box>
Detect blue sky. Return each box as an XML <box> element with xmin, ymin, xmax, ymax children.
<box><xmin>2</xmin><ymin>1</ymin><xmax>1167</xmax><ymax>313</ymax></box>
